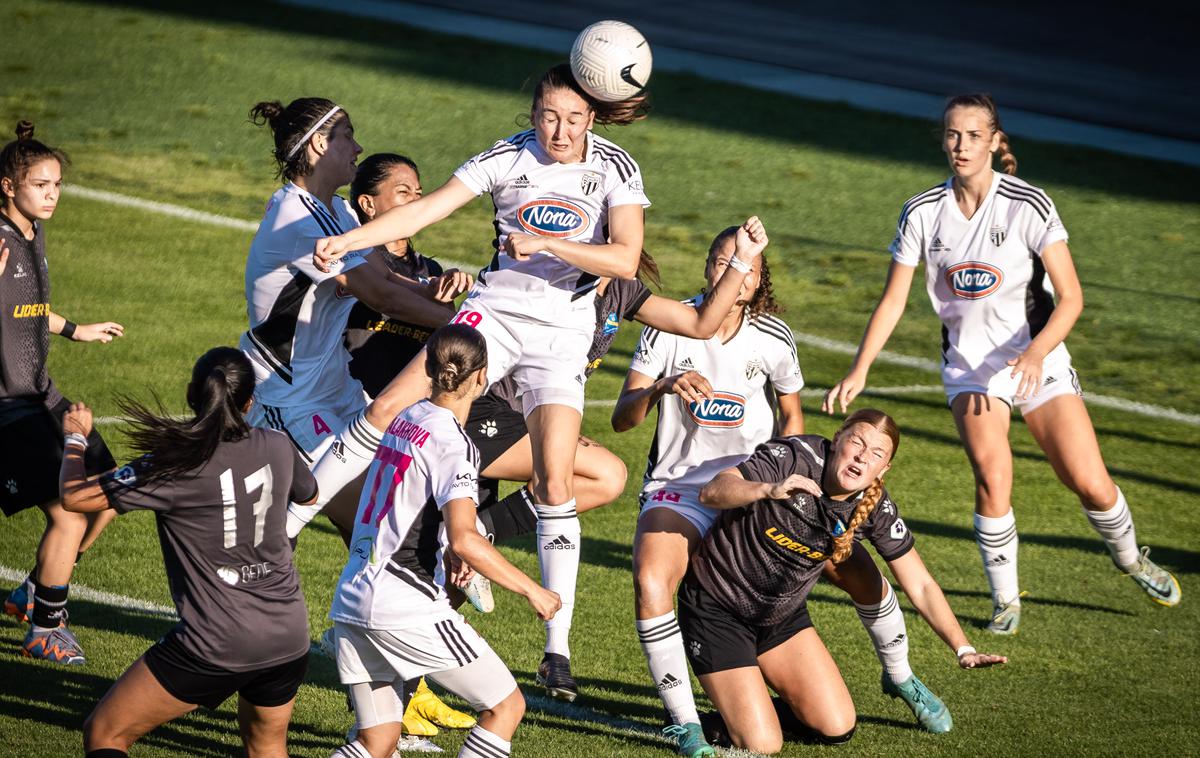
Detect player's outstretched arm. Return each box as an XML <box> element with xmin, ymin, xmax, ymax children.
<box><xmin>340</xmin><ymin>261</ymin><xmax>454</xmax><ymax>328</ymax></box>
<box><xmin>823</xmin><ymin>260</ymin><xmax>917</xmax><ymax>415</ymax></box>
<box><xmin>887</xmin><ymin>548</ymin><xmax>1007</xmax><ymax>669</ymax></box>
<box><xmin>445</xmin><ymin>499</ymin><xmax>561</xmax><ymax>621</ymax></box>
<box><xmin>58</xmin><ymin>403</ymin><xmax>114</xmax><ymax>513</ymax></box>
<box><xmin>611</xmin><ymin>368</ymin><xmax>713</xmax><ymax>432</ymax></box>
<box><xmin>315</xmin><ymin>177</ymin><xmax>477</xmax><ymax>271</ymax></box>
<box><xmin>48</xmin><ymin>311</ymin><xmax>124</xmax><ymax>344</ymax></box>
<box><xmin>699</xmin><ymin>466</ymin><xmax>821</xmax><ymax>509</ymax></box>
<box><xmin>633</xmin><ymin>216</ymin><xmax>768</xmax><ymax>339</ymax></box>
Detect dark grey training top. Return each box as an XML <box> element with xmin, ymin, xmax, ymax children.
<box><xmin>691</xmin><ymin>435</ymin><xmax>914</xmax><ymax>626</ymax></box>
<box><xmin>100</xmin><ymin>427</ymin><xmax>318</xmax><ymax>671</ymax></box>
<box><xmin>0</xmin><ymin>212</ymin><xmax>62</xmax><ymax>426</ymax></box>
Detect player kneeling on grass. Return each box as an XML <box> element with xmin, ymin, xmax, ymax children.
<box><xmin>329</xmin><ymin>324</ymin><xmax>560</xmax><ymax>758</ymax></box>
<box><xmin>59</xmin><ymin>347</ymin><xmax>318</xmax><ymax>758</ymax></box>
<box><xmin>687</xmin><ymin>409</ymin><xmax>1005</xmax><ymax>753</ymax></box>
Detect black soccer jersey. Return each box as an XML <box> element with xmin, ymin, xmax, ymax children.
<box><xmin>100</xmin><ymin>428</ymin><xmax>318</xmax><ymax>672</ymax></box>
<box><xmin>487</xmin><ymin>276</ymin><xmax>650</xmax><ymax>412</ymax></box>
<box><xmin>691</xmin><ymin>435</ymin><xmax>913</xmax><ymax>626</ymax></box>
<box><xmin>0</xmin><ymin>212</ymin><xmax>61</xmax><ymax>425</ymax></box>
<box><xmin>343</xmin><ymin>247</ymin><xmax>443</xmax><ymax>398</ymax></box>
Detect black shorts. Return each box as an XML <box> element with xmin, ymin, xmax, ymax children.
<box><xmin>0</xmin><ymin>396</ymin><xmax>116</xmax><ymax>516</ymax></box>
<box><xmin>465</xmin><ymin>392</ymin><xmax>528</xmax><ymax>471</ymax></box>
<box><xmin>678</xmin><ymin>575</ymin><xmax>813</xmax><ymax>676</ymax></box>
<box><xmin>143</xmin><ymin>631</ymin><xmax>309</xmax><ymax>710</ymax></box>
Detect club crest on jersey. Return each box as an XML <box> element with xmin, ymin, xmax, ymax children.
<box><xmin>517</xmin><ymin>198</ymin><xmax>590</xmax><ymax>238</ymax></box>
<box><xmin>745</xmin><ymin>357</ymin><xmax>765</xmax><ymax>381</ymax></box>
<box><xmin>945</xmin><ymin>261</ymin><xmax>1003</xmax><ymax>299</ymax></box>
<box><xmin>580</xmin><ymin>172</ymin><xmax>601</xmax><ymax>196</ymax></box>
<box><xmin>989</xmin><ymin>225</ymin><xmax>1007</xmax><ymax>247</ymax></box>
<box><xmin>602</xmin><ymin>311</ymin><xmax>620</xmax><ymax>335</ymax></box>
<box><xmin>688</xmin><ymin>392</ymin><xmax>746</xmax><ymax>428</ymax></box>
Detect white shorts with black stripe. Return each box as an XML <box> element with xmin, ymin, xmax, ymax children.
<box><xmin>245</xmin><ymin>382</ymin><xmax>369</xmax><ymax>465</ymax></box>
<box><xmin>333</xmin><ymin>616</ymin><xmax>517</xmax><ymax>712</ymax></box>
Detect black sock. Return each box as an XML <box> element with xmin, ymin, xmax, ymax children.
<box><xmin>85</xmin><ymin>750</ymin><xmax>129</xmax><ymax>758</ymax></box>
<box><xmin>477</xmin><ymin>487</ymin><xmax>539</xmax><ymax>544</ymax></box>
<box><xmin>31</xmin><ymin>582</ymin><xmax>68</xmax><ymax>629</ymax></box>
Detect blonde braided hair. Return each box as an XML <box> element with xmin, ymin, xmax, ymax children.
<box><xmin>828</xmin><ymin>408</ymin><xmax>900</xmax><ymax>564</ymax></box>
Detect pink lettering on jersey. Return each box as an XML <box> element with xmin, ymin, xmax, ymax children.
<box><xmin>385</xmin><ymin>418</ymin><xmax>431</xmax><ymax>448</ymax></box>
<box><xmin>362</xmin><ymin>447</ymin><xmax>414</xmax><ymax>526</ymax></box>
<box><xmin>312</xmin><ymin>414</ymin><xmax>332</xmax><ymax>436</ymax></box>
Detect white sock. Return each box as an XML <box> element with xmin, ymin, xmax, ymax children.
<box><xmin>328</xmin><ymin>740</ymin><xmax>371</xmax><ymax>758</ymax></box>
<box><xmin>975</xmin><ymin>510</ymin><xmax>1020</xmax><ymax>606</ymax></box>
<box><xmin>1083</xmin><ymin>487</ymin><xmax>1140</xmax><ymax>571</ymax></box>
<box><xmin>637</xmin><ymin>611</ymin><xmax>700</xmax><ymax>725</ymax></box>
<box><xmin>459</xmin><ymin>724</ymin><xmax>511</xmax><ymax>758</ymax></box>
<box><xmin>536</xmin><ymin>499</ymin><xmax>580</xmax><ymax>658</ymax></box>
<box><xmin>287</xmin><ymin>412</ymin><xmax>383</xmax><ymax>538</ymax></box>
<box><xmin>854</xmin><ymin>581</ymin><xmax>913</xmax><ymax>685</ymax></box>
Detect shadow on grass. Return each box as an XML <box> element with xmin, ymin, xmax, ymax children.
<box><xmin>77</xmin><ymin>0</ymin><xmax>1200</xmax><ymax>205</ymax></box>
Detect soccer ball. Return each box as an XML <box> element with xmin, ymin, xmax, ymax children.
<box><xmin>570</xmin><ymin>20</ymin><xmax>652</xmax><ymax>102</ymax></box>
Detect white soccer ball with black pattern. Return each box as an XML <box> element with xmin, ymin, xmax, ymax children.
<box><xmin>570</xmin><ymin>20</ymin><xmax>652</xmax><ymax>102</ymax></box>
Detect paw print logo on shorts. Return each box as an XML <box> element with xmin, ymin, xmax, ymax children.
<box><xmin>689</xmin><ymin>639</ymin><xmax>701</xmax><ymax>658</ymax></box>
<box><xmin>5</xmin><ymin>479</ymin><xmax>16</xmax><ymax>495</ymax></box>
<box><xmin>479</xmin><ymin>420</ymin><xmax>498</xmax><ymax>438</ymax></box>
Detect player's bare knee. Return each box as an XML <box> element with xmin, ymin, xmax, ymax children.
<box><xmin>732</xmin><ymin>728</ymin><xmax>783</xmax><ymax>755</ymax></box>
<box><xmin>1074</xmin><ymin>478</ymin><xmax>1118</xmax><ymax>511</ymax></box>
<box><xmin>532</xmin><ymin>478</ymin><xmax>572</xmax><ymax>507</ymax></box>
<box><xmin>491</xmin><ymin>686</ymin><xmax>526</xmax><ymax>723</ymax></box>
<box><xmin>633</xmin><ymin>571</ymin><xmax>676</xmax><ymax>616</ymax></box>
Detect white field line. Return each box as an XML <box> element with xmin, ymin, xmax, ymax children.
<box><xmin>67</xmin><ymin>185</ymin><xmax>1200</xmax><ymax>427</ymax></box>
<box><xmin>0</xmin><ymin>565</ymin><xmax>177</xmax><ymax>618</ymax></box>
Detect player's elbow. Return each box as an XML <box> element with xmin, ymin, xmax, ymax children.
<box><xmin>698</xmin><ymin>481</ymin><xmax>721</xmax><ymax>507</ymax></box>
<box><xmin>611</xmin><ymin>405</ymin><xmax>636</xmax><ymax>433</ymax></box>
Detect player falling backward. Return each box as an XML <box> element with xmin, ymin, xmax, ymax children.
<box><xmin>327</xmin><ymin>324</ymin><xmax>559</xmax><ymax>758</ymax></box>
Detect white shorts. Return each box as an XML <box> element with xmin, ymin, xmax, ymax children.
<box><xmin>639</xmin><ymin>486</ymin><xmax>719</xmax><ymax>535</ymax></box>
<box><xmin>333</xmin><ymin>617</ymin><xmax>517</xmax><ymax>714</ymax></box>
<box><xmin>247</xmin><ymin>384</ymin><xmax>368</xmax><ymax>464</ymax></box>
<box><xmin>453</xmin><ymin>292</ymin><xmax>591</xmax><ymax>416</ymax></box>
<box><xmin>945</xmin><ymin>349</ymin><xmax>1082</xmax><ymax>415</ymax></box>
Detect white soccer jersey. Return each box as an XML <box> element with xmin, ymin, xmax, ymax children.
<box><xmin>630</xmin><ymin>298</ymin><xmax>805</xmax><ymax>494</ymax></box>
<box><xmin>330</xmin><ymin>400</ymin><xmax>480</xmax><ymax>630</ymax></box>
<box><xmin>241</xmin><ymin>183</ymin><xmax>369</xmax><ymax>408</ymax></box>
<box><xmin>889</xmin><ymin>172</ymin><xmax>1071</xmax><ymax>384</ymax></box>
<box><xmin>453</xmin><ymin>129</ymin><xmax>650</xmax><ymax>329</ymax></box>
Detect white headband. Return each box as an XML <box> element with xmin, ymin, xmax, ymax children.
<box><xmin>285</xmin><ymin>105</ymin><xmax>342</xmax><ymax>160</ymax></box>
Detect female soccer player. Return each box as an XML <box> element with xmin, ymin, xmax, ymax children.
<box><xmin>0</xmin><ymin>120</ymin><xmax>125</xmax><ymax>665</ymax></box>
<box><xmin>328</xmin><ymin>325</ymin><xmax>560</xmax><ymax>758</ymax></box>
<box><xmin>611</xmin><ymin>225</ymin><xmax>803</xmax><ymax>756</ymax></box>
<box><xmin>58</xmin><ymin>347</ymin><xmax>318</xmax><ymax>758</ymax></box>
<box><xmin>691</xmin><ymin>409</ymin><xmax>1005</xmax><ymax>754</ymax></box>
<box><xmin>242</xmin><ymin>98</ymin><xmax>458</xmax><ymax>466</ymax></box>
<box><xmin>824</xmin><ymin>94</ymin><xmax>1181</xmax><ymax>633</ymax></box>
<box><xmin>303</xmin><ymin>64</ymin><xmax>650</xmax><ymax>694</ymax></box>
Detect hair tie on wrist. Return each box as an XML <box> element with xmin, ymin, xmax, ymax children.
<box><xmin>728</xmin><ymin>256</ymin><xmax>752</xmax><ymax>274</ymax></box>
<box><xmin>956</xmin><ymin>645</ymin><xmax>977</xmax><ymax>658</ymax></box>
<box><xmin>60</xmin><ymin>320</ymin><xmax>77</xmax><ymax>340</ymax></box>
<box><xmin>64</xmin><ymin>432</ymin><xmax>89</xmax><ymax>451</ymax></box>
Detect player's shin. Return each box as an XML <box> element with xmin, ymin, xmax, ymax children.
<box><xmin>287</xmin><ymin>411</ymin><xmax>383</xmax><ymax>539</ymax></box>
<box><xmin>1082</xmin><ymin>487</ymin><xmax>1140</xmax><ymax>571</ymax></box>
<box><xmin>535</xmin><ymin>499</ymin><xmax>580</xmax><ymax>657</ymax></box>
<box><xmin>974</xmin><ymin>510</ymin><xmax>1020</xmax><ymax>606</ymax></box>
<box><xmin>637</xmin><ymin>611</ymin><xmax>701</xmax><ymax>725</ymax></box>
<box><xmin>854</xmin><ymin>581</ymin><xmax>913</xmax><ymax>685</ymax></box>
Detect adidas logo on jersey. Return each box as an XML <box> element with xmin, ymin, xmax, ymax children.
<box><xmin>511</xmin><ymin>174</ymin><xmax>534</xmax><ymax>189</ymax></box>
<box><xmin>929</xmin><ymin>236</ymin><xmax>950</xmax><ymax>253</ymax></box>
<box><xmin>657</xmin><ymin>673</ymin><xmax>683</xmax><ymax>691</ymax></box>
<box><xmin>543</xmin><ymin>535</ymin><xmax>576</xmax><ymax>550</ymax></box>
<box><xmin>675</xmin><ymin>356</ymin><xmax>695</xmax><ymax>372</ymax></box>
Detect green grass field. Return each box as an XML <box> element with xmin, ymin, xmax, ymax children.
<box><xmin>2</xmin><ymin>1</ymin><xmax>1198</xmax><ymax>756</ymax></box>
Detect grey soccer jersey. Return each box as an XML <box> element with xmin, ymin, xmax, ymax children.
<box><xmin>691</xmin><ymin>435</ymin><xmax>913</xmax><ymax>626</ymax></box>
<box><xmin>100</xmin><ymin>427</ymin><xmax>317</xmax><ymax>671</ymax></box>
<box><xmin>488</xmin><ymin>276</ymin><xmax>651</xmax><ymax>412</ymax></box>
<box><xmin>0</xmin><ymin>212</ymin><xmax>61</xmax><ymax>424</ymax></box>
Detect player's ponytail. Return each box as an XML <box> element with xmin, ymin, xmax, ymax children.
<box><xmin>830</xmin><ymin>408</ymin><xmax>901</xmax><ymax>564</ymax></box>
<box><xmin>250</xmin><ymin>97</ymin><xmax>345</xmax><ymax>182</ymax></box>
<box><xmin>944</xmin><ymin>93</ymin><xmax>1018</xmax><ymax>175</ymax></box>
<box><xmin>426</xmin><ymin>324</ymin><xmax>488</xmax><ymax>395</ymax></box>
<box><xmin>0</xmin><ymin>120</ymin><xmax>68</xmax><ymax>190</ymax></box>
<box><xmin>637</xmin><ymin>249</ymin><xmax>662</xmax><ymax>289</ymax></box>
<box><xmin>119</xmin><ymin>347</ymin><xmax>255</xmax><ymax>483</ymax></box>
<box><xmin>532</xmin><ymin>63</ymin><xmax>649</xmax><ymax>127</ymax></box>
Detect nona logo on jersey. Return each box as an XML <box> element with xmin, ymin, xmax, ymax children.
<box><xmin>945</xmin><ymin>261</ymin><xmax>1004</xmax><ymax>299</ymax></box>
<box><xmin>688</xmin><ymin>392</ymin><xmax>746</xmax><ymax>428</ymax></box>
<box><xmin>517</xmin><ymin>198</ymin><xmax>590</xmax><ymax>238</ymax></box>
